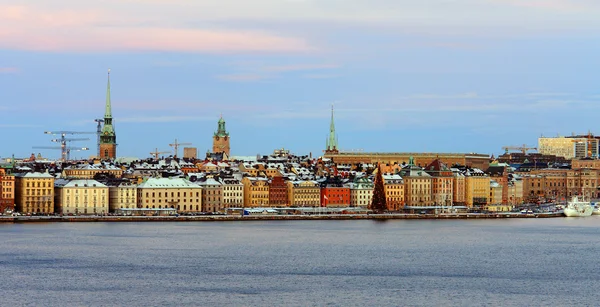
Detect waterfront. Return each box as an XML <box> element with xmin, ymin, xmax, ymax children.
<box><xmin>2</xmin><ymin>219</ymin><xmax>600</xmax><ymax>306</ymax></box>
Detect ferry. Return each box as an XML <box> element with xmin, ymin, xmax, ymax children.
<box><xmin>563</xmin><ymin>196</ymin><xmax>593</xmax><ymax>217</ymax></box>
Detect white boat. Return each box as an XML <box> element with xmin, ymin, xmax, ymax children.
<box><xmin>592</xmin><ymin>204</ymin><xmax>600</xmax><ymax>216</ymax></box>
<box><xmin>563</xmin><ymin>196</ymin><xmax>593</xmax><ymax>217</ymax></box>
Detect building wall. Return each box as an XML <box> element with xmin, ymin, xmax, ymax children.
<box><xmin>99</xmin><ymin>143</ymin><xmax>117</xmax><ymax>160</ymax></box>
<box><xmin>183</xmin><ymin>147</ymin><xmax>198</xmax><ymax>159</ymax></box>
<box><xmin>63</xmin><ymin>168</ymin><xmax>123</xmax><ymax>179</ymax></box>
<box><xmin>0</xmin><ymin>168</ymin><xmax>15</xmax><ymax>212</ymax></box>
<box><xmin>324</xmin><ymin>152</ymin><xmax>490</xmax><ymax>170</ymax></box>
<box><xmin>288</xmin><ymin>181</ymin><xmax>321</xmax><ymax>207</ymax></box>
<box><xmin>212</xmin><ymin>136</ymin><xmax>231</xmax><ymax>156</ymax></box>
<box><xmin>137</xmin><ymin>187</ymin><xmax>203</xmax><ymax>212</ymax></box>
<box><xmin>488</xmin><ymin>183</ymin><xmax>503</xmax><ymax>205</ymax></box>
<box><xmin>403</xmin><ymin>177</ymin><xmax>433</xmax><ymax>206</ymax></box>
<box><xmin>431</xmin><ymin>176</ymin><xmax>453</xmax><ymax>206</ymax></box>
<box><xmin>268</xmin><ymin>176</ymin><xmax>288</xmax><ymax>207</ymax></box>
<box><xmin>383</xmin><ymin>181</ymin><xmax>403</xmax><ymax>211</ymax></box>
<box><xmin>538</xmin><ymin>137</ymin><xmax>578</xmax><ymax>159</ymax></box>
<box><xmin>56</xmin><ymin>184</ymin><xmax>109</xmax><ymax>215</ymax></box>
<box><xmin>109</xmin><ymin>184</ymin><xmax>137</xmax><ymax>212</ymax></box>
<box><xmin>201</xmin><ymin>185</ymin><xmax>222</xmax><ymax>213</ymax></box>
<box><xmin>242</xmin><ymin>177</ymin><xmax>269</xmax><ymax>207</ymax></box>
<box><xmin>465</xmin><ymin>176</ymin><xmax>489</xmax><ymax>207</ymax></box>
<box><xmin>321</xmin><ymin>187</ymin><xmax>350</xmax><ymax>207</ymax></box>
<box><xmin>15</xmin><ymin>173</ymin><xmax>55</xmax><ymax>214</ymax></box>
<box><xmin>452</xmin><ymin>175</ymin><xmax>466</xmax><ymax>205</ymax></box>
<box><xmin>222</xmin><ymin>181</ymin><xmax>244</xmax><ymax>208</ymax></box>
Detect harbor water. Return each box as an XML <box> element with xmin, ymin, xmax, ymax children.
<box><xmin>2</xmin><ymin>218</ymin><xmax>600</xmax><ymax>306</ymax></box>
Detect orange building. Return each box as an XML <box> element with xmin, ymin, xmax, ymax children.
<box><xmin>0</xmin><ymin>167</ymin><xmax>15</xmax><ymax>212</ymax></box>
<box><xmin>268</xmin><ymin>176</ymin><xmax>288</xmax><ymax>207</ymax></box>
<box><xmin>319</xmin><ymin>177</ymin><xmax>350</xmax><ymax>207</ymax></box>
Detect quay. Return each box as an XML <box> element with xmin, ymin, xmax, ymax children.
<box><xmin>0</xmin><ymin>212</ymin><xmax>565</xmax><ymax>223</ymax></box>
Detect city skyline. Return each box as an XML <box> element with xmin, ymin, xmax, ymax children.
<box><xmin>1</xmin><ymin>0</ymin><xmax>600</xmax><ymax>159</ymax></box>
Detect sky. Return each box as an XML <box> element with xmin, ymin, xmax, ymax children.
<box><xmin>1</xmin><ymin>0</ymin><xmax>600</xmax><ymax>160</ymax></box>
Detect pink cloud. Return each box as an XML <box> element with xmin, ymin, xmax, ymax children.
<box><xmin>0</xmin><ymin>5</ymin><xmax>313</xmax><ymax>53</ymax></box>
<box><xmin>0</xmin><ymin>67</ymin><xmax>19</xmax><ymax>73</ymax></box>
<box><xmin>263</xmin><ymin>63</ymin><xmax>339</xmax><ymax>72</ymax></box>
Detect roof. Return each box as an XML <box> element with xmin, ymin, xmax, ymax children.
<box><xmin>57</xmin><ymin>179</ymin><xmax>107</xmax><ymax>188</ymax></box>
<box><xmin>15</xmin><ymin>172</ymin><xmax>54</xmax><ymax>178</ymax></box>
<box><xmin>138</xmin><ymin>177</ymin><xmax>201</xmax><ymax>188</ymax></box>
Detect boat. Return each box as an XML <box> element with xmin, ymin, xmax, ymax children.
<box><xmin>592</xmin><ymin>204</ymin><xmax>600</xmax><ymax>216</ymax></box>
<box><xmin>563</xmin><ymin>196</ymin><xmax>593</xmax><ymax>217</ymax></box>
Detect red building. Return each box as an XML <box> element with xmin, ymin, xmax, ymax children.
<box><xmin>320</xmin><ymin>177</ymin><xmax>351</xmax><ymax>207</ymax></box>
<box><xmin>268</xmin><ymin>176</ymin><xmax>288</xmax><ymax>207</ymax></box>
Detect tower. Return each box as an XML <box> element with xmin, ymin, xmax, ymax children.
<box><xmin>99</xmin><ymin>69</ymin><xmax>117</xmax><ymax>159</ymax></box>
<box><xmin>325</xmin><ymin>105</ymin><xmax>339</xmax><ymax>154</ymax></box>
<box><xmin>212</xmin><ymin>115</ymin><xmax>230</xmax><ymax>157</ymax></box>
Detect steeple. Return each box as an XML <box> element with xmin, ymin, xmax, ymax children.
<box><xmin>100</xmin><ymin>69</ymin><xmax>117</xmax><ymax>159</ymax></box>
<box><xmin>326</xmin><ymin>104</ymin><xmax>338</xmax><ymax>153</ymax></box>
<box><xmin>214</xmin><ymin>114</ymin><xmax>229</xmax><ymax>137</ymax></box>
<box><xmin>105</xmin><ymin>69</ymin><xmax>112</xmax><ymax>119</ymax></box>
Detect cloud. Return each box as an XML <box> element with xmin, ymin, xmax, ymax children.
<box><xmin>0</xmin><ymin>5</ymin><xmax>312</xmax><ymax>53</ymax></box>
<box><xmin>118</xmin><ymin>115</ymin><xmax>215</xmax><ymax>123</ymax></box>
<box><xmin>263</xmin><ymin>63</ymin><xmax>339</xmax><ymax>72</ymax></box>
<box><xmin>216</xmin><ymin>74</ymin><xmax>270</xmax><ymax>82</ymax></box>
<box><xmin>0</xmin><ymin>67</ymin><xmax>19</xmax><ymax>73</ymax></box>
<box><xmin>218</xmin><ymin>62</ymin><xmax>340</xmax><ymax>82</ymax></box>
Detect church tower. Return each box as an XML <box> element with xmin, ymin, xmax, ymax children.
<box><xmin>212</xmin><ymin>115</ymin><xmax>230</xmax><ymax>157</ymax></box>
<box><xmin>99</xmin><ymin>69</ymin><xmax>117</xmax><ymax>160</ymax></box>
<box><xmin>325</xmin><ymin>105</ymin><xmax>339</xmax><ymax>154</ymax></box>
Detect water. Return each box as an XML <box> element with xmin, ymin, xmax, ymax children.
<box><xmin>2</xmin><ymin>218</ymin><xmax>600</xmax><ymax>306</ymax></box>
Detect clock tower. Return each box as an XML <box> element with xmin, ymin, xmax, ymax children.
<box><xmin>212</xmin><ymin>115</ymin><xmax>230</xmax><ymax>157</ymax></box>
<box><xmin>99</xmin><ymin>69</ymin><xmax>117</xmax><ymax>160</ymax></box>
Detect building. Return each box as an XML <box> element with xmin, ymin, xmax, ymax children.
<box><xmin>108</xmin><ymin>182</ymin><xmax>137</xmax><ymax>212</ymax></box>
<box><xmin>320</xmin><ymin>177</ymin><xmax>350</xmax><ymax>207</ymax></box>
<box><xmin>55</xmin><ymin>179</ymin><xmax>109</xmax><ymax>215</ymax></box>
<box><xmin>464</xmin><ymin>168</ymin><xmax>489</xmax><ymax>208</ymax></box>
<box><xmin>0</xmin><ymin>167</ymin><xmax>15</xmax><ymax>213</ymax></box>
<box><xmin>99</xmin><ymin>69</ymin><xmax>117</xmax><ymax>160</ymax></box>
<box><xmin>198</xmin><ymin>177</ymin><xmax>223</xmax><ymax>213</ymax></box>
<box><xmin>399</xmin><ymin>158</ymin><xmax>433</xmax><ymax>207</ymax></box>
<box><xmin>183</xmin><ymin>147</ymin><xmax>198</xmax><ymax>159</ymax></box>
<box><xmin>242</xmin><ymin>177</ymin><xmax>269</xmax><ymax>207</ymax></box>
<box><xmin>486</xmin><ymin>165</ymin><xmax>509</xmax><ymax>205</ymax></box>
<box><xmin>268</xmin><ymin>176</ymin><xmax>288</xmax><ymax>207</ymax></box>
<box><xmin>212</xmin><ymin>116</ymin><xmax>231</xmax><ymax>157</ymax></box>
<box><xmin>14</xmin><ymin>172</ymin><xmax>55</xmax><ymax>214</ymax></box>
<box><xmin>137</xmin><ymin>177</ymin><xmax>202</xmax><ymax>213</ymax></box>
<box><xmin>452</xmin><ymin>168</ymin><xmax>466</xmax><ymax>206</ymax></box>
<box><xmin>287</xmin><ymin>180</ymin><xmax>321</xmax><ymax>207</ymax></box>
<box><xmin>382</xmin><ymin>174</ymin><xmax>403</xmax><ymax>211</ymax></box>
<box><xmin>221</xmin><ymin>178</ymin><xmax>244</xmax><ymax>209</ymax></box>
<box><xmin>488</xmin><ymin>180</ymin><xmax>503</xmax><ymax>205</ymax></box>
<box><xmin>349</xmin><ymin>177</ymin><xmax>374</xmax><ymax>208</ymax></box>
<box><xmin>62</xmin><ymin>163</ymin><xmax>123</xmax><ymax>179</ymax></box>
<box><xmin>425</xmin><ymin>159</ymin><xmax>454</xmax><ymax>207</ymax></box>
<box><xmin>538</xmin><ymin>135</ymin><xmax>600</xmax><ymax>160</ymax></box>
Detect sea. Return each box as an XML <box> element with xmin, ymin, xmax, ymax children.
<box><xmin>2</xmin><ymin>218</ymin><xmax>600</xmax><ymax>307</ymax></box>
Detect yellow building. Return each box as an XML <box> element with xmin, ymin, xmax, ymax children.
<box><xmin>538</xmin><ymin>136</ymin><xmax>589</xmax><ymax>159</ymax></box>
<box><xmin>15</xmin><ymin>172</ymin><xmax>55</xmax><ymax>214</ymax></box>
<box><xmin>382</xmin><ymin>174</ymin><xmax>403</xmax><ymax>210</ymax></box>
<box><xmin>55</xmin><ymin>179</ymin><xmax>109</xmax><ymax>215</ymax></box>
<box><xmin>288</xmin><ymin>180</ymin><xmax>321</xmax><ymax>207</ymax></box>
<box><xmin>109</xmin><ymin>182</ymin><xmax>138</xmax><ymax>212</ymax></box>
<box><xmin>488</xmin><ymin>180</ymin><xmax>504</xmax><ymax>207</ymax></box>
<box><xmin>0</xmin><ymin>167</ymin><xmax>15</xmax><ymax>213</ymax></box>
<box><xmin>464</xmin><ymin>169</ymin><xmax>489</xmax><ymax>208</ymax></box>
<box><xmin>399</xmin><ymin>160</ymin><xmax>433</xmax><ymax>207</ymax></box>
<box><xmin>137</xmin><ymin>177</ymin><xmax>202</xmax><ymax>213</ymax></box>
<box><xmin>508</xmin><ymin>178</ymin><xmax>523</xmax><ymax>205</ymax></box>
<box><xmin>452</xmin><ymin>169</ymin><xmax>466</xmax><ymax>206</ymax></box>
<box><xmin>242</xmin><ymin>177</ymin><xmax>269</xmax><ymax>207</ymax></box>
<box><xmin>62</xmin><ymin>164</ymin><xmax>123</xmax><ymax>179</ymax></box>
<box><xmin>198</xmin><ymin>178</ymin><xmax>223</xmax><ymax>213</ymax></box>
<box><xmin>222</xmin><ymin>178</ymin><xmax>244</xmax><ymax>209</ymax></box>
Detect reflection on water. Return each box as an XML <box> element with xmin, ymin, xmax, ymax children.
<box><xmin>2</xmin><ymin>218</ymin><xmax>600</xmax><ymax>306</ymax></box>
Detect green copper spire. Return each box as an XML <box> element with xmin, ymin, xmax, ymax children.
<box><xmin>101</xmin><ymin>69</ymin><xmax>116</xmax><ymax>144</ymax></box>
<box><xmin>105</xmin><ymin>68</ymin><xmax>112</xmax><ymax>119</ymax></box>
<box><xmin>214</xmin><ymin>114</ymin><xmax>229</xmax><ymax>137</ymax></box>
<box><xmin>326</xmin><ymin>104</ymin><xmax>338</xmax><ymax>152</ymax></box>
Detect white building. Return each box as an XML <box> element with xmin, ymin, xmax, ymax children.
<box><xmin>55</xmin><ymin>179</ymin><xmax>109</xmax><ymax>215</ymax></box>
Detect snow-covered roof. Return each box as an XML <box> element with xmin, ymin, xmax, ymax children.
<box><xmin>138</xmin><ymin>177</ymin><xmax>201</xmax><ymax>188</ymax></box>
<box><xmin>15</xmin><ymin>172</ymin><xmax>54</xmax><ymax>178</ymax></box>
<box><xmin>57</xmin><ymin>179</ymin><xmax>107</xmax><ymax>188</ymax></box>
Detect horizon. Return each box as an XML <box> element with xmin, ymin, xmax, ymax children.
<box><xmin>1</xmin><ymin>0</ymin><xmax>599</xmax><ymax>160</ymax></box>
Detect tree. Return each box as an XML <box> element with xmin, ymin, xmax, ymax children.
<box><xmin>370</xmin><ymin>163</ymin><xmax>387</xmax><ymax>213</ymax></box>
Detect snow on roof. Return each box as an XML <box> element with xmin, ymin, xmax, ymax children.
<box><xmin>138</xmin><ymin>177</ymin><xmax>201</xmax><ymax>188</ymax></box>
<box><xmin>198</xmin><ymin>178</ymin><xmax>221</xmax><ymax>186</ymax></box>
<box><xmin>15</xmin><ymin>172</ymin><xmax>54</xmax><ymax>178</ymax></box>
<box><xmin>57</xmin><ymin>179</ymin><xmax>107</xmax><ymax>188</ymax></box>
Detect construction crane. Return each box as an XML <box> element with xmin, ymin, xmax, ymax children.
<box><xmin>150</xmin><ymin>148</ymin><xmax>170</xmax><ymax>161</ymax></box>
<box><xmin>32</xmin><ymin>146</ymin><xmax>90</xmax><ymax>161</ymax></box>
<box><xmin>43</xmin><ymin>131</ymin><xmax>95</xmax><ymax>161</ymax></box>
<box><xmin>502</xmin><ymin>144</ymin><xmax>537</xmax><ymax>155</ymax></box>
<box><xmin>94</xmin><ymin>119</ymin><xmax>105</xmax><ymax>158</ymax></box>
<box><xmin>169</xmin><ymin>139</ymin><xmax>191</xmax><ymax>158</ymax></box>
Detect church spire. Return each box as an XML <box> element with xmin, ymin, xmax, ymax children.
<box><xmin>105</xmin><ymin>69</ymin><xmax>112</xmax><ymax>119</ymax></box>
<box><xmin>326</xmin><ymin>104</ymin><xmax>338</xmax><ymax>153</ymax></box>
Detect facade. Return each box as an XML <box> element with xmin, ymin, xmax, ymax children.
<box><xmin>425</xmin><ymin>159</ymin><xmax>454</xmax><ymax>207</ymax></box>
<box><xmin>572</xmin><ymin>158</ymin><xmax>600</xmax><ymax>169</ymax></box>
<box><xmin>452</xmin><ymin>169</ymin><xmax>466</xmax><ymax>206</ymax></box>
<box><xmin>63</xmin><ymin>164</ymin><xmax>123</xmax><ymax>179</ymax></box>
<box><xmin>15</xmin><ymin>172</ymin><xmax>55</xmax><ymax>214</ymax></box>
<box><xmin>100</xmin><ymin>69</ymin><xmax>117</xmax><ymax>160</ymax></box>
<box><xmin>349</xmin><ymin>177</ymin><xmax>374</xmax><ymax>208</ymax></box>
<box><xmin>221</xmin><ymin>178</ymin><xmax>244</xmax><ymax>209</ymax></box>
<box><xmin>400</xmin><ymin>159</ymin><xmax>433</xmax><ymax>207</ymax></box>
<box><xmin>488</xmin><ymin>180</ymin><xmax>503</xmax><ymax>205</ymax></box>
<box><xmin>320</xmin><ymin>177</ymin><xmax>350</xmax><ymax>207</ymax></box>
<box><xmin>287</xmin><ymin>180</ymin><xmax>321</xmax><ymax>207</ymax></box>
<box><xmin>183</xmin><ymin>147</ymin><xmax>198</xmax><ymax>159</ymax></box>
<box><xmin>268</xmin><ymin>176</ymin><xmax>288</xmax><ymax>207</ymax></box>
<box><xmin>508</xmin><ymin>178</ymin><xmax>524</xmax><ymax>205</ymax></box>
<box><xmin>464</xmin><ymin>169</ymin><xmax>489</xmax><ymax>208</ymax></box>
<box><xmin>537</xmin><ymin>136</ymin><xmax>600</xmax><ymax>159</ymax></box>
<box><xmin>55</xmin><ymin>179</ymin><xmax>109</xmax><ymax>215</ymax></box>
<box><xmin>325</xmin><ymin>152</ymin><xmax>490</xmax><ymax>170</ymax></box>
<box><xmin>137</xmin><ymin>177</ymin><xmax>202</xmax><ymax>212</ymax></box>
<box><xmin>212</xmin><ymin>116</ymin><xmax>231</xmax><ymax>157</ymax></box>
<box><xmin>0</xmin><ymin>167</ymin><xmax>15</xmax><ymax>213</ymax></box>
<box><xmin>242</xmin><ymin>177</ymin><xmax>269</xmax><ymax>207</ymax></box>
<box><xmin>382</xmin><ymin>174</ymin><xmax>403</xmax><ymax>211</ymax></box>
<box><xmin>108</xmin><ymin>182</ymin><xmax>137</xmax><ymax>212</ymax></box>
<box><xmin>198</xmin><ymin>178</ymin><xmax>223</xmax><ymax>213</ymax></box>
<box><xmin>486</xmin><ymin>165</ymin><xmax>509</xmax><ymax>205</ymax></box>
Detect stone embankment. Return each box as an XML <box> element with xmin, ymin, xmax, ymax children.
<box><xmin>0</xmin><ymin>212</ymin><xmax>564</xmax><ymax>223</ymax></box>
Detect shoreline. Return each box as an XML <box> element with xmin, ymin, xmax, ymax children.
<box><xmin>0</xmin><ymin>212</ymin><xmax>565</xmax><ymax>223</ymax></box>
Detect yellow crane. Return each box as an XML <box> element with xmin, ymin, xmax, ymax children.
<box><xmin>502</xmin><ymin>144</ymin><xmax>537</xmax><ymax>155</ymax></box>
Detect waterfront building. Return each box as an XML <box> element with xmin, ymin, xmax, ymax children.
<box><xmin>55</xmin><ymin>179</ymin><xmax>109</xmax><ymax>215</ymax></box>
<box><xmin>99</xmin><ymin>70</ymin><xmax>117</xmax><ymax>160</ymax></box>
<box><xmin>62</xmin><ymin>163</ymin><xmax>123</xmax><ymax>179</ymax></box>
<box><xmin>14</xmin><ymin>172</ymin><xmax>55</xmax><ymax>214</ymax></box>
<box><xmin>425</xmin><ymin>159</ymin><xmax>454</xmax><ymax>207</ymax></box>
<box><xmin>486</xmin><ymin>165</ymin><xmax>509</xmax><ymax>205</ymax></box>
<box><xmin>287</xmin><ymin>180</ymin><xmax>321</xmax><ymax>207</ymax></box>
<box><xmin>212</xmin><ymin>116</ymin><xmax>231</xmax><ymax>157</ymax></box>
<box><xmin>382</xmin><ymin>174</ymin><xmax>403</xmax><ymax>211</ymax></box>
<box><xmin>137</xmin><ymin>177</ymin><xmax>202</xmax><ymax>212</ymax></box>
<box><xmin>507</xmin><ymin>176</ymin><xmax>524</xmax><ymax>205</ymax></box>
<box><xmin>488</xmin><ymin>180</ymin><xmax>504</xmax><ymax>206</ymax></box>
<box><xmin>0</xmin><ymin>167</ymin><xmax>15</xmax><ymax>213</ymax></box>
<box><xmin>198</xmin><ymin>177</ymin><xmax>223</xmax><ymax>213</ymax></box>
<box><xmin>268</xmin><ymin>176</ymin><xmax>288</xmax><ymax>207</ymax></box>
<box><xmin>452</xmin><ymin>168</ymin><xmax>466</xmax><ymax>206</ymax></box>
<box><xmin>319</xmin><ymin>176</ymin><xmax>350</xmax><ymax>207</ymax></box>
<box><xmin>399</xmin><ymin>158</ymin><xmax>433</xmax><ymax>207</ymax></box>
<box><xmin>464</xmin><ymin>168</ymin><xmax>489</xmax><ymax>208</ymax></box>
<box><xmin>108</xmin><ymin>182</ymin><xmax>137</xmax><ymax>212</ymax></box>
<box><xmin>349</xmin><ymin>176</ymin><xmax>374</xmax><ymax>208</ymax></box>
<box><xmin>242</xmin><ymin>177</ymin><xmax>269</xmax><ymax>207</ymax></box>
<box><xmin>571</xmin><ymin>158</ymin><xmax>600</xmax><ymax>169</ymax></box>
<box><xmin>221</xmin><ymin>178</ymin><xmax>244</xmax><ymax>209</ymax></box>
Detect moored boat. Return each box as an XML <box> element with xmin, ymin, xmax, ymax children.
<box><xmin>563</xmin><ymin>196</ymin><xmax>593</xmax><ymax>217</ymax></box>
<box><xmin>592</xmin><ymin>204</ymin><xmax>600</xmax><ymax>216</ymax></box>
